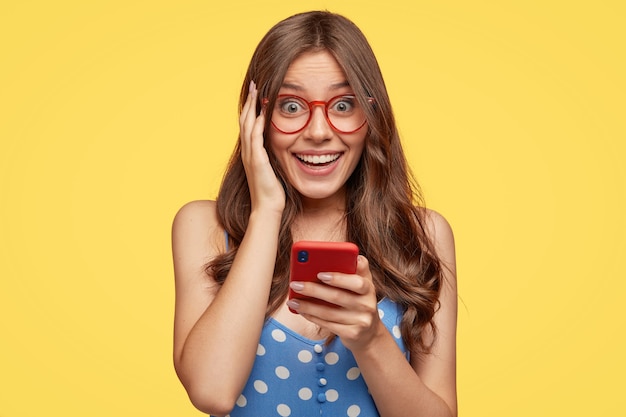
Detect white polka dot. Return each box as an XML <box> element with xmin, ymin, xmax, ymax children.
<box><xmin>326</xmin><ymin>389</ymin><xmax>339</xmax><ymax>402</ymax></box>
<box><xmin>257</xmin><ymin>344</ymin><xmax>266</xmax><ymax>356</ymax></box>
<box><xmin>275</xmin><ymin>366</ymin><xmax>290</xmax><ymax>379</ymax></box>
<box><xmin>272</xmin><ymin>329</ymin><xmax>287</xmax><ymax>342</ymax></box>
<box><xmin>253</xmin><ymin>380</ymin><xmax>268</xmax><ymax>394</ymax></box>
<box><xmin>392</xmin><ymin>325</ymin><xmax>401</xmax><ymax>339</ymax></box>
<box><xmin>378</xmin><ymin>309</ymin><xmax>384</xmax><ymax>319</ymax></box>
<box><xmin>298</xmin><ymin>350</ymin><xmax>313</xmax><ymax>363</ymax></box>
<box><xmin>346</xmin><ymin>367</ymin><xmax>361</xmax><ymax>380</ymax></box>
<box><xmin>347</xmin><ymin>404</ymin><xmax>361</xmax><ymax>417</ymax></box>
<box><xmin>298</xmin><ymin>387</ymin><xmax>313</xmax><ymax>400</ymax></box>
<box><xmin>314</xmin><ymin>344</ymin><xmax>323</xmax><ymax>353</ymax></box>
<box><xmin>277</xmin><ymin>403</ymin><xmax>291</xmax><ymax>416</ymax></box>
<box><xmin>325</xmin><ymin>352</ymin><xmax>339</xmax><ymax>365</ymax></box>
<box><xmin>236</xmin><ymin>394</ymin><xmax>247</xmax><ymax>407</ymax></box>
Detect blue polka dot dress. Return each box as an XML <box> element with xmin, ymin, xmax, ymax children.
<box><xmin>224</xmin><ymin>298</ymin><xmax>408</xmax><ymax>417</ymax></box>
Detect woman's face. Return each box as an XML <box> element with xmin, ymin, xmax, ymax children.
<box><xmin>267</xmin><ymin>50</ymin><xmax>367</xmax><ymax>206</ymax></box>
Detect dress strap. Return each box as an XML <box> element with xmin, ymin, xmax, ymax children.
<box><xmin>224</xmin><ymin>230</ymin><xmax>229</xmax><ymax>251</ymax></box>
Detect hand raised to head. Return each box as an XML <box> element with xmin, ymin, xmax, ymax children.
<box><xmin>239</xmin><ymin>81</ymin><xmax>286</xmax><ymax>215</ymax></box>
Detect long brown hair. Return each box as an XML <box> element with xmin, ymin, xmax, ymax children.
<box><xmin>208</xmin><ymin>11</ymin><xmax>443</xmax><ymax>355</ymax></box>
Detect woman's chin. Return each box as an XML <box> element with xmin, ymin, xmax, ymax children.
<box><xmin>292</xmin><ymin>182</ymin><xmax>346</xmax><ymax>204</ymax></box>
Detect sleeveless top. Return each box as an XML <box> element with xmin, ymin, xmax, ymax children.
<box><xmin>224</xmin><ymin>298</ymin><xmax>408</xmax><ymax>417</ymax></box>
<box><xmin>221</xmin><ymin>232</ymin><xmax>409</xmax><ymax>417</ymax></box>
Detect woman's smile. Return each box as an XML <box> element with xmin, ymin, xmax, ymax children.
<box><xmin>293</xmin><ymin>152</ymin><xmax>344</xmax><ymax>176</ymax></box>
<box><xmin>295</xmin><ymin>152</ymin><xmax>342</xmax><ymax>166</ymax></box>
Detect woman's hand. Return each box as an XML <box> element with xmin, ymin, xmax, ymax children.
<box><xmin>287</xmin><ymin>255</ymin><xmax>383</xmax><ymax>352</ymax></box>
<box><xmin>240</xmin><ymin>81</ymin><xmax>285</xmax><ymax>214</ymax></box>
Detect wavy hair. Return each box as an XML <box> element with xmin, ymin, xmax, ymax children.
<box><xmin>207</xmin><ymin>11</ymin><xmax>443</xmax><ymax>355</ymax></box>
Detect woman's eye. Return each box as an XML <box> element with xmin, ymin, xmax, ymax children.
<box><xmin>279</xmin><ymin>99</ymin><xmax>306</xmax><ymax>114</ymax></box>
<box><xmin>331</xmin><ymin>97</ymin><xmax>355</xmax><ymax>113</ymax></box>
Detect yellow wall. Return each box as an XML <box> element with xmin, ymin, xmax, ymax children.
<box><xmin>1</xmin><ymin>1</ymin><xmax>624</xmax><ymax>415</ymax></box>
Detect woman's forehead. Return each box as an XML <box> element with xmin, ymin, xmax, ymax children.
<box><xmin>280</xmin><ymin>51</ymin><xmax>351</xmax><ymax>95</ymax></box>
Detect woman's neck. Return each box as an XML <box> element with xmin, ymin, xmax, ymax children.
<box><xmin>292</xmin><ymin>193</ymin><xmax>348</xmax><ymax>242</ymax></box>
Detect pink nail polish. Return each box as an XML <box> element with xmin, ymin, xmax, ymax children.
<box><xmin>317</xmin><ymin>272</ymin><xmax>332</xmax><ymax>282</ymax></box>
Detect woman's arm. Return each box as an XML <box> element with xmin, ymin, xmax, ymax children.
<box><xmin>287</xmin><ymin>209</ymin><xmax>457</xmax><ymax>417</ymax></box>
<box><xmin>172</xmin><ymin>83</ymin><xmax>285</xmax><ymax>416</ymax></box>
<box><xmin>354</xmin><ymin>210</ymin><xmax>457</xmax><ymax>417</ymax></box>
<box><xmin>172</xmin><ymin>200</ymin><xmax>282</xmax><ymax>415</ymax></box>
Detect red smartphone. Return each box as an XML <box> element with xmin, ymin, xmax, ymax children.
<box><xmin>288</xmin><ymin>241</ymin><xmax>359</xmax><ymax>312</ymax></box>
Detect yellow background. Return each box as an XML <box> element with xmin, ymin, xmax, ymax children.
<box><xmin>1</xmin><ymin>1</ymin><xmax>624</xmax><ymax>415</ymax></box>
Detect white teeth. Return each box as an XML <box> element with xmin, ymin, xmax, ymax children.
<box><xmin>297</xmin><ymin>154</ymin><xmax>340</xmax><ymax>164</ymax></box>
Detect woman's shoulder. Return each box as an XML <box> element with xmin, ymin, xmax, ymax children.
<box><xmin>173</xmin><ymin>199</ymin><xmax>218</xmax><ymax>223</ymax></box>
<box><xmin>172</xmin><ymin>200</ymin><xmax>225</xmax><ymax>258</ymax></box>
<box><xmin>173</xmin><ymin>199</ymin><xmax>219</xmax><ymax>232</ymax></box>
<box><xmin>420</xmin><ymin>208</ymin><xmax>453</xmax><ymax>238</ymax></box>
<box><xmin>419</xmin><ymin>207</ymin><xmax>456</xmax><ymax>271</ymax></box>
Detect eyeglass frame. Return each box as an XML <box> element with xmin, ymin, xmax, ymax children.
<box><xmin>262</xmin><ymin>94</ymin><xmax>375</xmax><ymax>135</ymax></box>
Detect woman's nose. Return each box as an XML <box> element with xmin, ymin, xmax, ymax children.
<box><xmin>304</xmin><ymin>106</ymin><xmax>333</xmax><ymax>141</ymax></box>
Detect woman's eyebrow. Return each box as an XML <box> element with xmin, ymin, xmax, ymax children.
<box><xmin>280</xmin><ymin>83</ymin><xmax>304</xmax><ymax>91</ymax></box>
<box><xmin>279</xmin><ymin>81</ymin><xmax>351</xmax><ymax>92</ymax></box>
<box><xmin>330</xmin><ymin>81</ymin><xmax>350</xmax><ymax>90</ymax></box>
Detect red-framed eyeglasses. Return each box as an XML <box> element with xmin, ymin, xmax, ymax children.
<box><xmin>262</xmin><ymin>94</ymin><xmax>375</xmax><ymax>134</ymax></box>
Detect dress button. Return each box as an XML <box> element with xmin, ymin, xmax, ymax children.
<box><xmin>316</xmin><ymin>363</ymin><xmax>325</xmax><ymax>371</ymax></box>
<box><xmin>317</xmin><ymin>393</ymin><xmax>327</xmax><ymax>403</ymax></box>
<box><xmin>314</xmin><ymin>344</ymin><xmax>323</xmax><ymax>353</ymax></box>
<box><xmin>318</xmin><ymin>378</ymin><xmax>327</xmax><ymax>386</ymax></box>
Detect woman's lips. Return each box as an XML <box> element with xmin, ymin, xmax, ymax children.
<box><xmin>295</xmin><ymin>153</ymin><xmax>341</xmax><ymax>166</ymax></box>
<box><xmin>293</xmin><ymin>152</ymin><xmax>343</xmax><ymax>174</ymax></box>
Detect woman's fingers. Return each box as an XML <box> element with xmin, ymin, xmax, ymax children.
<box><xmin>238</xmin><ymin>81</ymin><xmax>285</xmax><ymax>213</ymax></box>
<box><xmin>240</xmin><ymin>81</ymin><xmax>267</xmax><ymax>161</ymax></box>
<box><xmin>289</xmin><ymin>257</ymin><xmax>374</xmax><ymax>308</ymax></box>
<box><xmin>240</xmin><ymin>81</ymin><xmax>258</xmax><ymax>157</ymax></box>
<box><xmin>286</xmin><ymin>257</ymin><xmax>381</xmax><ymax>351</ymax></box>
<box><xmin>313</xmin><ymin>256</ymin><xmax>373</xmax><ymax>295</ymax></box>
<box><xmin>288</xmin><ymin>280</ymin><xmax>371</xmax><ymax>311</ymax></box>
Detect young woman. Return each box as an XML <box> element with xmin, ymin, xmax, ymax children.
<box><xmin>172</xmin><ymin>11</ymin><xmax>457</xmax><ymax>417</ymax></box>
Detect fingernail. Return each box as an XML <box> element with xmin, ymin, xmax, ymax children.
<box><xmin>290</xmin><ymin>281</ymin><xmax>304</xmax><ymax>291</ymax></box>
<box><xmin>249</xmin><ymin>80</ymin><xmax>255</xmax><ymax>92</ymax></box>
<box><xmin>286</xmin><ymin>299</ymin><xmax>300</xmax><ymax>310</ymax></box>
<box><xmin>317</xmin><ymin>272</ymin><xmax>332</xmax><ymax>282</ymax></box>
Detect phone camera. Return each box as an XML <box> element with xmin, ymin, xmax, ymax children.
<box><xmin>297</xmin><ymin>250</ymin><xmax>309</xmax><ymax>263</ymax></box>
